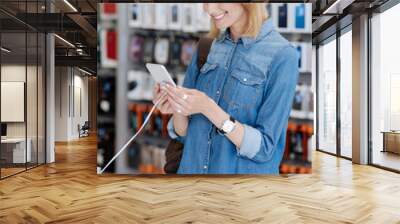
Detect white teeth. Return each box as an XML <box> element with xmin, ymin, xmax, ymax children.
<box><xmin>214</xmin><ymin>13</ymin><xmax>225</xmax><ymax>20</ymax></box>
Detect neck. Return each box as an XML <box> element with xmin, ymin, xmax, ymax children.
<box><xmin>229</xmin><ymin>13</ymin><xmax>248</xmax><ymax>42</ymax></box>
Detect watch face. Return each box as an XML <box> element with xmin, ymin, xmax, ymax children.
<box><xmin>222</xmin><ymin>120</ymin><xmax>235</xmax><ymax>133</ymax></box>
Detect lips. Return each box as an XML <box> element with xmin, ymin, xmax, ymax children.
<box><xmin>212</xmin><ymin>12</ymin><xmax>226</xmax><ymax>21</ymax></box>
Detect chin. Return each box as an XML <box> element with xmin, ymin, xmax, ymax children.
<box><xmin>214</xmin><ymin>21</ymin><xmax>229</xmax><ymax>29</ymax></box>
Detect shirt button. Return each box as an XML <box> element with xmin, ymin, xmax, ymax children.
<box><xmin>204</xmin><ymin>165</ymin><xmax>208</xmax><ymax>169</ymax></box>
<box><xmin>216</xmin><ymin>90</ymin><xmax>220</xmax><ymax>95</ymax></box>
<box><xmin>243</xmin><ymin>78</ymin><xmax>247</xmax><ymax>82</ymax></box>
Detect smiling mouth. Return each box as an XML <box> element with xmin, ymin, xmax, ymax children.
<box><xmin>213</xmin><ymin>12</ymin><xmax>226</xmax><ymax>21</ymax></box>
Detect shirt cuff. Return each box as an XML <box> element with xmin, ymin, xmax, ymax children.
<box><xmin>167</xmin><ymin>118</ymin><xmax>179</xmax><ymax>139</ymax></box>
<box><xmin>237</xmin><ymin>124</ymin><xmax>262</xmax><ymax>159</ymax></box>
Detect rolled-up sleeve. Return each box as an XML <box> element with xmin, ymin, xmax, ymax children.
<box><xmin>237</xmin><ymin>45</ymin><xmax>299</xmax><ymax>162</ymax></box>
<box><xmin>236</xmin><ymin>124</ymin><xmax>262</xmax><ymax>158</ymax></box>
<box><xmin>167</xmin><ymin>50</ymin><xmax>199</xmax><ymax>143</ymax></box>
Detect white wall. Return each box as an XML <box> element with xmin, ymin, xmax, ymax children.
<box><xmin>54</xmin><ymin>67</ymin><xmax>89</xmax><ymax>141</ymax></box>
<box><xmin>1</xmin><ymin>65</ymin><xmax>38</xmax><ymax>138</ymax></box>
<box><xmin>55</xmin><ymin>67</ymin><xmax>69</xmax><ymax>141</ymax></box>
<box><xmin>1</xmin><ymin>66</ymin><xmax>26</xmax><ymax>138</ymax></box>
<box><xmin>71</xmin><ymin>73</ymin><xmax>89</xmax><ymax>138</ymax></box>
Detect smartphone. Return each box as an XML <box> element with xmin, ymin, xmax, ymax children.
<box><xmin>145</xmin><ymin>63</ymin><xmax>176</xmax><ymax>87</ymax></box>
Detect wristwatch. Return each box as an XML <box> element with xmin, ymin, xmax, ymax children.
<box><xmin>218</xmin><ymin>116</ymin><xmax>236</xmax><ymax>135</ymax></box>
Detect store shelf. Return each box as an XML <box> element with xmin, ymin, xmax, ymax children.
<box><xmin>97</xmin><ymin>3</ymin><xmax>314</xmax><ymax>174</ymax></box>
<box><xmin>97</xmin><ymin>115</ymin><xmax>115</xmax><ymax>124</ymax></box>
<box><xmin>290</xmin><ymin>110</ymin><xmax>314</xmax><ymax>120</ymax></box>
<box><xmin>97</xmin><ymin>68</ymin><xmax>116</xmax><ymax>77</ymax></box>
<box><xmin>135</xmin><ymin>134</ymin><xmax>170</xmax><ymax>148</ymax></box>
<box><xmin>128</xmin><ymin>27</ymin><xmax>208</xmax><ymax>38</ymax></box>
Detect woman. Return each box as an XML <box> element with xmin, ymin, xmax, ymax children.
<box><xmin>153</xmin><ymin>3</ymin><xmax>299</xmax><ymax>174</ymax></box>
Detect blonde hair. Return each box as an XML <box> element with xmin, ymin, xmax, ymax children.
<box><xmin>208</xmin><ymin>3</ymin><xmax>269</xmax><ymax>39</ymax></box>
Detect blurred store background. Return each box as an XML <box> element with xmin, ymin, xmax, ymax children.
<box><xmin>97</xmin><ymin>3</ymin><xmax>313</xmax><ymax>174</ymax></box>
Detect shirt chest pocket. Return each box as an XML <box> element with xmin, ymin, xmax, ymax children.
<box><xmin>222</xmin><ymin>69</ymin><xmax>265</xmax><ymax>110</ymax></box>
<box><xmin>196</xmin><ymin>62</ymin><xmax>218</xmax><ymax>91</ymax></box>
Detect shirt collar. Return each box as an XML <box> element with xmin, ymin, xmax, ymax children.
<box><xmin>216</xmin><ymin>18</ymin><xmax>274</xmax><ymax>48</ymax></box>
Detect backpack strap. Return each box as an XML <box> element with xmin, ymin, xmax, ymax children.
<box><xmin>197</xmin><ymin>37</ymin><xmax>214</xmax><ymax>69</ymax></box>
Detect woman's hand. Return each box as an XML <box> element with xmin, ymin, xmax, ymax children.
<box><xmin>165</xmin><ymin>84</ymin><xmax>211</xmax><ymax>116</ymax></box>
<box><xmin>152</xmin><ymin>83</ymin><xmax>173</xmax><ymax>114</ymax></box>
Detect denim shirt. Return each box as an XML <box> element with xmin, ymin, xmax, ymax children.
<box><xmin>167</xmin><ymin>19</ymin><xmax>299</xmax><ymax>174</ymax></box>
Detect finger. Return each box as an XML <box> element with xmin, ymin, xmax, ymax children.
<box><xmin>164</xmin><ymin>86</ymin><xmax>180</xmax><ymax>101</ymax></box>
<box><xmin>153</xmin><ymin>92</ymin><xmax>162</xmax><ymax>104</ymax></box>
<box><xmin>153</xmin><ymin>84</ymin><xmax>161</xmax><ymax>96</ymax></box>
<box><xmin>155</xmin><ymin>95</ymin><xmax>168</xmax><ymax>109</ymax></box>
<box><xmin>159</xmin><ymin>101</ymin><xmax>170</xmax><ymax>113</ymax></box>
<box><xmin>165</xmin><ymin>85</ymin><xmax>188</xmax><ymax>102</ymax></box>
<box><xmin>159</xmin><ymin>97</ymin><xmax>172</xmax><ymax>112</ymax></box>
<box><xmin>167</xmin><ymin>90</ymin><xmax>190</xmax><ymax>111</ymax></box>
<box><xmin>168</xmin><ymin>96</ymin><xmax>188</xmax><ymax>114</ymax></box>
<box><xmin>155</xmin><ymin>87</ymin><xmax>168</xmax><ymax>101</ymax></box>
<box><xmin>167</xmin><ymin>94</ymin><xmax>186</xmax><ymax>110</ymax></box>
<box><xmin>185</xmin><ymin>88</ymin><xmax>200</xmax><ymax>95</ymax></box>
<box><xmin>175</xmin><ymin>85</ymin><xmax>192</xmax><ymax>93</ymax></box>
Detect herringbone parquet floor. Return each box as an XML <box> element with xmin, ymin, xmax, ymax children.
<box><xmin>1</xmin><ymin>135</ymin><xmax>400</xmax><ymax>224</ymax></box>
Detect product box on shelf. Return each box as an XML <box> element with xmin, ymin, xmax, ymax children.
<box><xmin>270</xmin><ymin>3</ymin><xmax>311</xmax><ymax>33</ymax></box>
<box><xmin>141</xmin><ymin>4</ymin><xmax>156</xmax><ymax>29</ymax></box>
<box><xmin>100</xmin><ymin>3</ymin><xmax>118</xmax><ymax>20</ymax></box>
<box><xmin>154</xmin><ymin>38</ymin><xmax>170</xmax><ymax>65</ymax></box>
<box><xmin>128</xmin><ymin>3</ymin><xmax>209</xmax><ymax>33</ymax></box>
<box><xmin>182</xmin><ymin>4</ymin><xmax>197</xmax><ymax>33</ymax></box>
<box><xmin>127</xmin><ymin>71</ymin><xmax>155</xmax><ymax>101</ymax></box>
<box><xmin>291</xmin><ymin>41</ymin><xmax>312</xmax><ymax>73</ymax></box>
<box><xmin>100</xmin><ymin>29</ymin><xmax>117</xmax><ymax>68</ymax></box>
<box><xmin>168</xmin><ymin>3</ymin><xmax>183</xmax><ymax>30</ymax></box>
<box><xmin>128</xmin><ymin>3</ymin><xmax>142</xmax><ymax>27</ymax></box>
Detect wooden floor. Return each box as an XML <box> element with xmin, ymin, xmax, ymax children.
<box><xmin>0</xmin><ymin>135</ymin><xmax>400</xmax><ymax>223</ymax></box>
<box><xmin>1</xmin><ymin>167</ymin><xmax>26</xmax><ymax>178</ymax></box>
<box><xmin>372</xmin><ymin>150</ymin><xmax>400</xmax><ymax>171</ymax></box>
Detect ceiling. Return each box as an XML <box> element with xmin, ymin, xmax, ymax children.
<box><xmin>0</xmin><ymin>0</ymin><xmax>97</xmax><ymax>73</ymax></box>
<box><xmin>311</xmin><ymin>0</ymin><xmax>392</xmax><ymax>43</ymax></box>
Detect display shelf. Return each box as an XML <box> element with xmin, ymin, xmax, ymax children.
<box><xmin>98</xmin><ymin>68</ymin><xmax>116</xmax><ymax>77</ymax></box>
<box><xmin>290</xmin><ymin>110</ymin><xmax>314</xmax><ymax>120</ymax></box>
<box><xmin>280</xmin><ymin>161</ymin><xmax>312</xmax><ymax>174</ymax></box>
<box><xmin>97</xmin><ymin>115</ymin><xmax>115</xmax><ymax>124</ymax></box>
<box><xmin>97</xmin><ymin>2</ymin><xmax>314</xmax><ymax>174</ymax></box>
<box><xmin>134</xmin><ymin>134</ymin><xmax>170</xmax><ymax>149</ymax></box>
<box><xmin>128</xmin><ymin>27</ymin><xmax>208</xmax><ymax>38</ymax></box>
